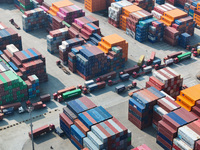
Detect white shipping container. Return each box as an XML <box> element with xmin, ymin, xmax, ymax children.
<box><xmin>6</xmin><ymin>44</ymin><xmax>19</xmax><ymax>56</ymax></box>
<box><xmin>166</xmin><ymin>67</ymin><xmax>180</xmax><ymax>79</ymax></box>
<box><xmin>91</xmin><ymin>125</ymin><xmax>108</xmax><ymax>143</ymax></box>
<box><xmin>84</xmin><ymin>80</ymin><xmax>95</xmax><ymax>87</ymax></box>
<box><xmin>108</xmin><ymin>119</ymin><xmax>123</xmax><ymax>136</ymax></box>
<box><xmin>87</xmin><ymin>131</ymin><xmax>104</xmax><ymax>149</ymax></box>
<box><xmin>161</xmin><ymin>97</ymin><xmax>177</xmax><ymax>109</ymax></box>
<box><xmin>83</xmin><ymin>137</ymin><xmax>99</xmax><ymax>150</ymax></box>
<box><xmin>153</xmin><ymin>71</ymin><xmax>168</xmax><ymax>86</ymax></box>
<box><xmin>161</xmin><ymin>91</ymin><xmax>175</xmax><ymax>101</ymax></box>
<box><xmin>173</xmin><ymin>138</ymin><xmax>192</xmax><ymax>150</ymax></box>
<box><xmin>178</xmin><ymin>126</ymin><xmax>200</xmax><ymax>149</ymax></box>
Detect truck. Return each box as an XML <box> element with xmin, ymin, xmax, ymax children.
<box><xmin>29</xmin><ymin>124</ymin><xmax>55</xmax><ymax>139</ymax></box>
<box><xmin>62</xmin><ymin>89</ymin><xmax>81</xmax><ymax>101</ymax></box>
<box><xmin>32</xmin><ymin>101</ymin><xmax>46</xmax><ymax>110</ymax></box>
<box><xmin>0</xmin><ymin>102</ymin><xmax>21</xmax><ymax>111</ymax></box>
<box><xmin>18</xmin><ymin>106</ymin><xmax>26</xmax><ymax>114</ymax></box>
<box><xmin>174</xmin><ymin>52</ymin><xmax>192</xmax><ymax>63</ymax></box>
<box><xmin>115</xmin><ymin>81</ymin><xmax>137</xmax><ymax>94</ymax></box>
<box><xmin>2</xmin><ymin>107</ymin><xmax>14</xmax><ymax>115</ymax></box>
<box><xmin>55</xmin><ymin>127</ymin><xmax>64</xmax><ymax>137</ymax></box>
<box><xmin>56</xmin><ymin>60</ymin><xmax>70</xmax><ymax>75</ymax></box>
<box><xmin>40</xmin><ymin>94</ymin><xmax>51</xmax><ymax>103</ymax></box>
<box><xmin>96</xmin><ymin>71</ymin><xmax>117</xmax><ymax>82</ymax></box>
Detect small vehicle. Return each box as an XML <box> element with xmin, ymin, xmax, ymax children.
<box><xmin>9</xmin><ymin>19</ymin><xmax>20</xmax><ymax>29</ymax></box>
<box><xmin>18</xmin><ymin>106</ymin><xmax>26</xmax><ymax>114</ymax></box>
<box><xmin>55</xmin><ymin>127</ymin><xmax>64</xmax><ymax>137</ymax></box>
<box><xmin>56</xmin><ymin>60</ymin><xmax>70</xmax><ymax>75</ymax></box>
<box><xmin>2</xmin><ymin>107</ymin><xmax>14</xmax><ymax>115</ymax></box>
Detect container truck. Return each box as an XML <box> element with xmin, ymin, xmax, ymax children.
<box><xmin>115</xmin><ymin>81</ymin><xmax>137</xmax><ymax>94</ymax></box>
<box><xmin>2</xmin><ymin>107</ymin><xmax>14</xmax><ymax>115</ymax></box>
<box><xmin>96</xmin><ymin>71</ymin><xmax>117</xmax><ymax>82</ymax></box>
<box><xmin>29</xmin><ymin>124</ymin><xmax>55</xmax><ymax>139</ymax></box>
<box><xmin>40</xmin><ymin>94</ymin><xmax>51</xmax><ymax>103</ymax></box>
<box><xmin>0</xmin><ymin>102</ymin><xmax>21</xmax><ymax>111</ymax></box>
<box><xmin>32</xmin><ymin>101</ymin><xmax>46</xmax><ymax>110</ymax></box>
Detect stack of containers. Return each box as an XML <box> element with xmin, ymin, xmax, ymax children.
<box><xmin>152</xmin><ymin>3</ymin><xmax>176</xmax><ymax>20</ymax></box>
<box><xmin>32</xmin><ymin>0</ymin><xmax>40</xmax><ymax>9</ymax></box>
<box><xmin>0</xmin><ymin>0</ymin><xmax>13</xmax><ymax>4</ymax></box>
<box><xmin>136</xmin><ymin>17</ymin><xmax>157</xmax><ymax>43</ymax></box>
<box><xmin>47</xmin><ymin>27</ymin><xmax>69</xmax><ymax>54</ymax></box>
<box><xmin>178</xmin><ymin>32</ymin><xmax>191</xmax><ymax>48</ymax></box>
<box><xmin>60</xmin><ymin>96</ymin><xmax>132</xmax><ymax>150</ymax></box>
<box><xmin>152</xmin><ymin>92</ymin><xmax>181</xmax><ymax>130</ymax></box>
<box><xmin>156</xmin><ymin>108</ymin><xmax>198</xmax><ymax>150</ymax></box>
<box><xmin>126</xmin><ymin>9</ymin><xmax>153</xmax><ymax>40</ymax></box>
<box><xmin>133</xmin><ymin>0</ymin><xmax>154</xmax><ymax>12</ymax></box>
<box><xmin>120</xmin><ymin>4</ymin><xmax>142</xmax><ymax>31</ymax></box>
<box><xmin>108</xmin><ymin>1</ymin><xmax>132</xmax><ymax>28</ymax></box>
<box><xmin>194</xmin><ymin>9</ymin><xmax>200</xmax><ymax>26</ymax></box>
<box><xmin>0</xmin><ymin>60</ymin><xmax>28</xmax><ymax>105</ymax></box>
<box><xmin>98</xmin><ymin>34</ymin><xmax>128</xmax><ymax>61</ymax></box>
<box><xmin>164</xmin><ymin>26</ymin><xmax>180</xmax><ymax>46</ymax></box>
<box><xmin>84</xmin><ymin>0</ymin><xmax>107</xmax><ymax>12</ymax></box>
<box><xmin>69</xmin><ymin>15</ymin><xmax>99</xmax><ymax>39</ymax></box>
<box><xmin>176</xmin><ymin>119</ymin><xmax>200</xmax><ymax>150</ymax></box>
<box><xmin>19</xmin><ymin>0</ymin><xmax>33</xmax><ymax>13</ymax></box>
<box><xmin>68</xmin><ymin>52</ymin><xmax>77</xmax><ymax>73</ymax></box>
<box><xmin>25</xmin><ymin>74</ymin><xmax>40</xmax><ymax>99</ymax></box>
<box><xmin>22</xmin><ymin>8</ymin><xmax>48</xmax><ymax>32</ymax></box>
<box><xmin>0</xmin><ymin>22</ymin><xmax>22</xmax><ymax>51</ymax></box>
<box><xmin>148</xmin><ymin>20</ymin><xmax>164</xmax><ymax>43</ymax></box>
<box><xmin>47</xmin><ymin>0</ymin><xmax>74</xmax><ymax>16</ymax></box>
<box><xmin>57</xmin><ymin>5</ymin><xmax>85</xmax><ymax>25</ymax></box>
<box><xmin>11</xmin><ymin>48</ymin><xmax>48</xmax><ymax>83</ymax></box>
<box><xmin>176</xmin><ymin>84</ymin><xmax>200</xmax><ymax>113</ymax></box>
<box><xmin>128</xmin><ymin>87</ymin><xmax>166</xmax><ymax>130</ymax></box>
<box><xmin>146</xmin><ymin>67</ymin><xmax>183</xmax><ymax>98</ymax></box>
<box><xmin>75</xmin><ymin>46</ymin><xmax>108</xmax><ymax>80</ymax></box>
<box><xmin>59</xmin><ymin>38</ymin><xmax>85</xmax><ymax>64</ymax></box>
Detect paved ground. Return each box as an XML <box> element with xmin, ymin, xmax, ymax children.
<box><xmin>0</xmin><ymin>1</ymin><xmax>200</xmax><ymax>150</ymax></box>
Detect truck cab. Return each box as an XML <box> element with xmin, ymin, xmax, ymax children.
<box><xmin>18</xmin><ymin>106</ymin><xmax>26</xmax><ymax>114</ymax></box>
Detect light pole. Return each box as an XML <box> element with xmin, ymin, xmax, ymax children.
<box><xmin>27</xmin><ymin>106</ymin><xmax>35</xmax><ymax>150</ymax></box>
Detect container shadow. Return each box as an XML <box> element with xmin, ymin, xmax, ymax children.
<box><xmin>26</xmin><ymin>28</ymin><xmax>48</xmax><ymax>40</ymax></box>
<box><xmin>34</xmin><ymin>132</ymin><xmax>57</xmax><ymax>144</ymax></box>
<box><xmin>0</xmin><ymin>120</ymin><xmax>9</xmax><ymax>127</ymax></box>
<box><xmin>143</xmin><ymin>126</ymin><xmax>157</xmax><ymax>138</ymax></box>
<box><xmin>0</xmin><ymin>3</ymin><xmax>16</xmax><ymax>11</ymax></box>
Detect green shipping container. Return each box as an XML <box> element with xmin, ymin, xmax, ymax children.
<box><xmin>177</xmin><ymin>52</ymin><xmax>192</xmax><ymax>61</ymax></box>
<box><xmin>20</xmin><ymin>2</ymin><xmax>33</xmax><ymax>10</ymax></box>
<box><xmin>62</xmin><ymin>21</ymin><xmax>71</xmax><ymax>28</ymax></box>
<box><xmin>62</xmin><ymin>89</ymin><xmax>81</xmax><ymax>100</ymax></box>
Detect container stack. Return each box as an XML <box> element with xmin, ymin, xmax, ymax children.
<box><xmin>22</xmin><ymin>8</ymin><xmax>48</xmax><ymax>32</ymax></box>
<box><xmin>126</xmin><ymin>9</ymin><xmax>153</xmax><ymax>40</ymax></box>
<box><xmin>11</xmin><ymin>48</ymin><xmax>48</xmax><ymax>83</ymax></box>
<box><xmin>146</xmin><ymin>67</ymin><xmax>183</xmax><ymax>98</ymax></box>
<box><xmin>98</xmin><ymin>34</ymin><xmax>128</xmax><ymax>61</ymax></box>
<box><xmin>120</xmin><ymin>5</ymin><xmax>142</xmax><ymax>31</ymax></box>
<box><xmin>84</xmin><ymin>0</ymin><xmax>106</xmax><ymax>12</ymax></box>
<box><xmin>133</xmin><ymin>0</ymin><xmax>154</xmax><ymax>12</ymax></box>
<box><xmin>25</xmin><ymin>74</ymin><xmax>40</xmax><ymax>99</ymax></box>
<box><xmin>128</xmin><ymin>87</ymin><xmax>166</xmax><ymax>130</ymax></box>
<box><xmin>164</xmin><ymin>26</ymin><xmax>180</xmax><ymax>46</ymax></box>
<box><xmin>148</xmin><ymin>20</ymin><xmax>164</xmax><ymax>43</ymax></box>
<box><xmin>68</xmin><ymin>52</ymin><xmax>76</xmax><ymax>73</ymax></box>
<box><xmin>59</xmin><ymin>38</ymin><xmax>85</xmax><ymax>63</ymax></box>
<box><xmin>19</xmin><ymin>0</ymin><xmax>33</xmax><ymax>13</ymax></box>
<box><xmin>0</xmin><ymin>0</ymin><xmax>13</xmax><ymax>4</ymax></box>
<box><xmin>156</xmin><ymin>108</ymin><xmax>198</xmax><ymax>150</ymax></box>
<box><xmin>75</xmin><ymin>46</ymin><xmax>108</xmax><ymax>80</ymax></box>
<box><xmin>194</xmin><ymin>9</ymin><xmax>200</xmax><ymax>27</ymax></box>
<box><xmin>47</xmin><ymin>27</ymin><xmax>69</xmax><ymax>54</ymax></box>
<box><xmin>108</xmin><ymin>1</ymin><xmax>132</xmax><ymax>28</ymax></box>
<box><xmin>0</xmin><ymin>22</ymin><xmax>22</xmax><ymax>51</ymax></box>
<box><xmin>59</xmin><ymin>96</ymin><xmax>132</xmax><ymax>150</ymax></box>
<box><xmin>176</xmin><ymin>84</ymin><xmax>200</xmax><ymax>113</ymax></box>
<box><xmin>178</xmin><ymin>32</ymin><xmax>191</xmax><ymax>48</ymax></box>
<box><xmin>152</xmin><ymin>92</ymin><xmax>181</xmax><ymax>130</ymax></box>
<box><xmin>0</xmin><ymin>61</ymin><xmax>28</xmax><ymax>106</ymax></box>
<box><xmin>136</xmin><ymin>17</ymin><xmax>157</xmax><ymax>43</ymax></box>
<box><xmin>69</xmin><ymin>15</ymin><xmax>100</xmax><ymax>39</ymax></box>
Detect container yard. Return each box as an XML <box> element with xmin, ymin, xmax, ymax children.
<box><xmin>1</xmin><ymin>0</ymin><xmax>200</xmax><ymax>150</ymax></box>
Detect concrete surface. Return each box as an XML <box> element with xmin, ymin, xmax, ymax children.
<box><xmin>0</xmin><ymin>1</ymin><xmax>200</xmax><ymax>150</ymax></box>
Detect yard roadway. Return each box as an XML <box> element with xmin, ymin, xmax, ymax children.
<box><xmin>0</xmin><ymin>1</ymin><xmax>200</xmax><ymax>150</ymax></box>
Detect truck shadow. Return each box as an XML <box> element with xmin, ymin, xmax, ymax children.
<box><xmin>34</xmin><ymin>132</ymin><xmax>57</xmax><ymax>144</ymax></box>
